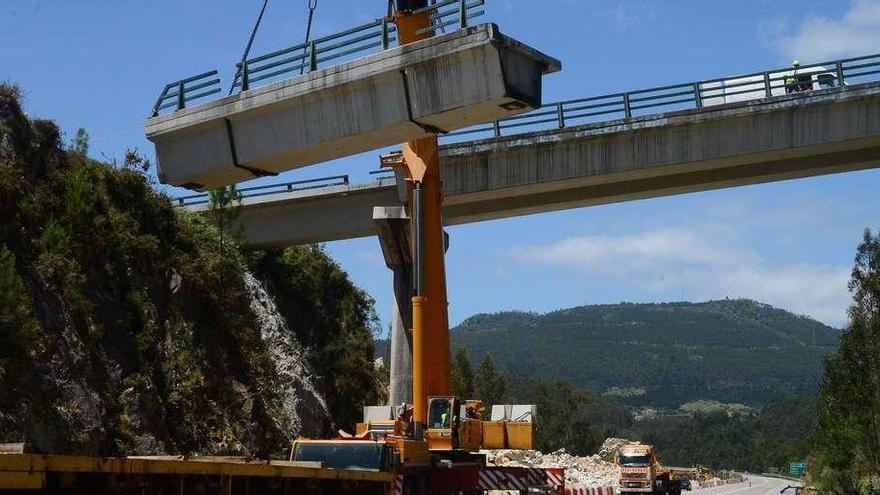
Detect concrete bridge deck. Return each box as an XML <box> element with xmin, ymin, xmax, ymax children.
<box><xmin>184</xmin><ymin>80</ymin><xmax>880</xmax><ymax>247</ymax></box>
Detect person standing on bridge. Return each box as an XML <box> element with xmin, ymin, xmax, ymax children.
<box><xmin>785</xmin><ymin>59</ymin><xmax>801</xmax><ymax>93</ymax></box>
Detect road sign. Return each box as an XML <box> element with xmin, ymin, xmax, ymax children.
<box><xmin>789</xmin><ymin>462</ymin><xmax>807</xmax><ymax>476</ymax></box>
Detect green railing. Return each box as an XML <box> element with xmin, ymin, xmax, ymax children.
<box><xmin>172</xmin><ymin>175</ymin><xmax>354</xmax><ymax>207</ymax></box>
<box><xmin>151</xmin><ymin>0</ymin><xmax>485</xmax><ymax>116</ymax></box>
<box><xmin>151</xmin><ymin>70</ymin><xmax>222</xmax><ymax>117</ymax></box>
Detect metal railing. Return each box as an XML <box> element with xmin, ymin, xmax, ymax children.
<box><xmin>450</xmin><ymin>53</ymin><xmax>880</xmax><ymax>139</ymax></box>
<box><xmin>172</xmin><ymin>175</ymin><xmax>351</xmax><ymax>207</ymax></box>
<box><xmin>151</xmin><ymin>70</ymin><xmax>222</xmax><ymax>117</ymax></box>
<box><xmin>152</xmin><ymin>0</ymin><xmax>485</xmax><ymax>116</ymax></box>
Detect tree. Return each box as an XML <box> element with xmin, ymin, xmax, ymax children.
<box><xmin>474</xmin><ymin>353</ymin><xmax>506</xmax><ymax>407</ymax></box>
<box><xmin>813</xmin><ymin>228</ymin><xmax>880</xmax><ymax>494</ymax></box>
<box><xmin>533</xmin><ymin>381</ymin><xmax>601</xmax><ymax>456</ymax></box>
<box><xmin>208</xmin><ymin>184</ymin><xmax>243</xmax><ymax>248</ymax></box>
<box><xmin>451</xmin><ymin>346</ymin><xmax>474</xmax><ymax>399</ymax></box>
<box><xmin>72</xmin><ymin>128</ymin><xmax>89</xmax><ymax>155</ymax></box>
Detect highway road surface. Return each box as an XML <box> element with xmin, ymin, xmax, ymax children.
<box><xmin>692</xmin><ymin>475</ymin><xmax>802</xmax><ymax>495</ymax></box>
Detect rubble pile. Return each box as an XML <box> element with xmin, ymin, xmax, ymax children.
<box><xmin>485</xmin><ymin>446</ymin><xmax>620</xmax><ymax>488</ymax></box>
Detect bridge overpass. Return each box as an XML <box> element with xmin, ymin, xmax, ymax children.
<box><xmin>176</xmin><ymin>52</ymin><xmax>880</xmax><ymax>405</ymax></box>
<box><xmin>180</xmin><ymin>76</ymin><xmax>880</xmax><ymax>247</ymax></box>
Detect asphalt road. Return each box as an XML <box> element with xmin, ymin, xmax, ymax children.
<box><xmin>691</xmin><ymin>475</ymin><xmax>801</xmax><ymax>495</ymax></box>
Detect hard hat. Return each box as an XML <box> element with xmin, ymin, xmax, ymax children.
<box><xmin>792</xmin><ymin>59</ymin><xmax>800</xmax><ymax>67</ymax></box>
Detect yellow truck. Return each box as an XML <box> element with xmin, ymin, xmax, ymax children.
<box><xmin>616</xmin><ymin>442</ymin><xmax>684</xmax><ymax>495</ymax></box>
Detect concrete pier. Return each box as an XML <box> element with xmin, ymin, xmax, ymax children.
<box><xmin>146</xmin><ymin>23</ymin><xmax>560</xmax><ymax>190</ymax></box>
<box><xmin>374</xmin><ymin>206</ymin><xmax>413</xmax><ymax>406</ymax></box>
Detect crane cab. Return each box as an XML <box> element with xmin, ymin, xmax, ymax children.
<box><xmin>425</xmin><ymin>397</ymin><xmax>483</xmax><ymax>452</ymax></box>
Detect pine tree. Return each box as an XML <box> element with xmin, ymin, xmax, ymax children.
<box><xmin>451</xmin><ymin>346</ymin><xmax>474</xmax><ymax>399</ymax></box>
<box><xmin>813</xmin><ymin>228</ymin><xmax>880</xmax><ymax>494</ymax></box>
<box><xmin>208</xmin><ymin>184</ymin><xmax>243</xmax><ymax>248</ymax></box>
<box><xmin>474</xmin><ymin>353</ymin><xmax>507</xmax><ymax>407</ymax></box>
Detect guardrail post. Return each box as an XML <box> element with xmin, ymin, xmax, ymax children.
<box><xmin>309</xmin><ymin>41</ymin><xmax>318</xmax><ymax>71</ymax></box>
<box><xmin>242</xmin><ymin>61</ymin><xmax>250</xmax><ymax>92</ymax></box>
<box><xmin>836</xmin><ymin>61</ymin><xmax>845</xmax><ymax>86</ymax></box>
<box><xmin>623</xmin><ymin>93</ymin><xmax>631</xmax><ymax>118</ymax></box>
<box><xmin>557</xmin><ymin>102</ymin><xmax>565</xmax><ymax>128</ymax></box>
<box><xmin>763</xmin><ymin>72</ymin><xmax>772</xmax><ymax>98</ymax></box>
<box><xmin>493</xmin><ymin>120</ymin><xmax>501</xmax><ymax>137</ymax></box>
<box><xmin>343</xmin><ymin>175</ymin><xmax>350</xmax><ymax>185</ymax></box>
<box><xmin>381</xmin><ymin>19</ymin><xmax>390</xmax><ymax>50</ymax></box>
<box><xmin>693</xmin><ymin>83</ymin><xmax>702</xmax><ymax>109</ymax></box>
<box><xmin>459</xmin><ymin>0</ymin><xmax>468</xmax><ymax>28</ymax></box>
<box><xmin>177</xmin><ymin>81</ymin><xmax>185</xmax><ymax>111</ymax></box>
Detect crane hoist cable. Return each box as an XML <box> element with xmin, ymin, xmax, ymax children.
<box><xmin>299</xmin><ymin>0</ymin><xmax>318</xmax><ymax>74</ymax></box>
<box><xmin>230</xmin><ymin>0</ymin><xmax>270</xmax><ymax>94</ymax></box>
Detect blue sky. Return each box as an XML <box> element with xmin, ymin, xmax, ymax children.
<box><xmin>3</xmin><ymin>0</ymin><xmax>879</xmax><ymax>330</ymax></box>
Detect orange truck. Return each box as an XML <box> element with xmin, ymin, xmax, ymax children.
<box><xmin>616</xmin><ymin>442</ymin><xmax>684</xmax><ymax>495</ymax></box>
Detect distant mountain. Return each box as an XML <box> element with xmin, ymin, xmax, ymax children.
<box><xmin>377</xmin><ymin>300</ymin><xmax>839</xmax><ymax>407</ymax></box>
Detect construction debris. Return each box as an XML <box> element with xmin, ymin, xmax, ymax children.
<box><xmin>485</xmin><ymin>448</ymin><xmax>619</xmax><ymax>488</ymax></box>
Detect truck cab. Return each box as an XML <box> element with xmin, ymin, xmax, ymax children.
<box><xmin>617</xmin><ymin>443</ymin><xmax>681</xmax><ymax>495</ymax></box>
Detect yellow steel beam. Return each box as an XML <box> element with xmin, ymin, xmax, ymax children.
<box><xmin>0</xmin><ymin>455</ymin><xmax>393</xmax><ymax>483</ymax></box>
<box><xmin>0</xmin><ymin>471</ymin><xmax>45</xmax><ymax>490</ymax></box>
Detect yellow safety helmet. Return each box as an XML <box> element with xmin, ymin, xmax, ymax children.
<box><xmin>792</xmin><ymin>59</ymin><xmax>800</xmax><ymax>67</ymax></box>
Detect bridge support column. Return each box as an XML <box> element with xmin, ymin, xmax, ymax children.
<box><xmin>374</xmin><ymin>206</ymin><xmax>413</xmax><ymax>406</ymax></box>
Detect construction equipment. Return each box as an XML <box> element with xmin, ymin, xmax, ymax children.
<box><xmin>289</xmin><ymin>5</ymin><xmax>556</xmax><ymax>491</ymax></box>
<box><xmin>616</xmin><ymin>442</ymin><xmax>684</xmax><ymax>495</ymax></box>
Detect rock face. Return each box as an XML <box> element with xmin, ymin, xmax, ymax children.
<box><xmin>243</xmin><ymin>273</ymin><xmax>330</xmax><ymax>439</ymax></box>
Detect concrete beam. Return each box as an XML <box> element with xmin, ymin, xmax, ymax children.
<box><xmin>146</xmin><ymin>23</ymin><xmax>560</xmax><ymax>191</ymax></box>
<box><xmin>439</xmin><ymin>81</ymin><xmax>880</xmax><ymax>224</ymax></box>
<box><xmin>190</xmin><ymin>81</ymin><xmax>880</xmax><ymax>246</ymax></box>
<box><xmin>186</xmin><ymin>179</ymin><xmax>400</xmax><ymax>248</ymax></box>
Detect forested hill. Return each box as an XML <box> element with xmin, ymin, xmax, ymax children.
<box><xmin>379</xmin><ymin>300</ymin><xmax>839</xmax><ymax>407</ymax></box>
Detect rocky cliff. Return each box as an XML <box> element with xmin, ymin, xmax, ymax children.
<box><xmin>0</xmin><ymin>84</ymin><xmax>378</xmax><ymax>457</ymax></box>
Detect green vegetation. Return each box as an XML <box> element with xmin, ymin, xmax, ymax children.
<box><xmin>474</xmin><ymin>353</ymin><xmax>507</xmax><ymax>408</ymax></box>
<box><xmin>451</xmin><ymin>346</ymin><xmax>474</xmax><ymax>399</ymax></box>
<box><xmin>811</xmin><ymin>229</ymin><xmax>880</xmax><ymax>494</ymax></box>
<box><xmin>635</xmin><ymin>396</ymin><xmax>817</xmax><ymax>471</ymax></box>
<box><xmin>0</xmin><ymin>84</ymin><xmax>379</xmax><ymax>456</ymax></box>
<box><xmin>444</xmin><ymin>300</ymin><xmax>839</xmax><ymax>407</ymax></box>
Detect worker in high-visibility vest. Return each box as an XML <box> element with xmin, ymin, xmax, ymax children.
<box><xmin>785</xmin><ymin>59</ymin><xmax>801</xmax><ymax>93</ymax></box>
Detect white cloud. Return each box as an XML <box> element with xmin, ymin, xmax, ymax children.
<box><xmin>511</xmin><ymin>227</ymin><xmax>851</xmax><ymax>327</ymax></box>
<box><xmin>767</xmin><ymin>0</ymin><xmax>880</xmax><ymax>60</ymax></box>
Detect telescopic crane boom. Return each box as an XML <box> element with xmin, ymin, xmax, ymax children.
<box><xmin>392</xmin><ymin>0</ymin><xmax>453</xmax><ymax>438</ymax></box>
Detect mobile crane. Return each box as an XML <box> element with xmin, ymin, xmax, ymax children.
<box><xmin>290</xmin><ymin>2</ymin><xmax>556</xmax><ymax>492</ymax></box>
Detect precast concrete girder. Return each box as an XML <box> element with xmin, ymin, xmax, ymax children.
<box><xmin>146</xmin><ymin>23</ymin><xmax>561</xmax><ymax>190</ymax></box>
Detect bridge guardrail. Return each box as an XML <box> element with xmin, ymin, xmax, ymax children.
<box><xmin>173</xmin><ymin>175</ymin><xmax>351</xmax><ymax>207</ymax></box>
<box><xmin>450</xmin><ymin>52</ymin><xmax>880</xmax><ymax>139</ymax></box>
<box><xmin>151</xmin><ymin>70</ymin><xmax>222</xmax><ymax>117</ymax></box>
<box><xmin>151</xmin><ymin>0</ymin><xmax>485</xmax><ymax>116</ymax></box>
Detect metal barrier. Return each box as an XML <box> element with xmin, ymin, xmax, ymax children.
<box><xmin>172</xmin><ymin>175</ymin><xmax>351</xmax><ymax>207</ymax></box>
<box><xmin>151</xmin><ymin>70</ymin><xmax>221</xmax><ymax>117</ymax></box>
<box><xmin>450</xmin><ymin>52</ymin><xmax>880</xmax><ymax>139</ymax></box>
<box><xmin>152</xmin><ymin>0</ymin><xmax>485</xmax><ymax>116</ymax></box>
